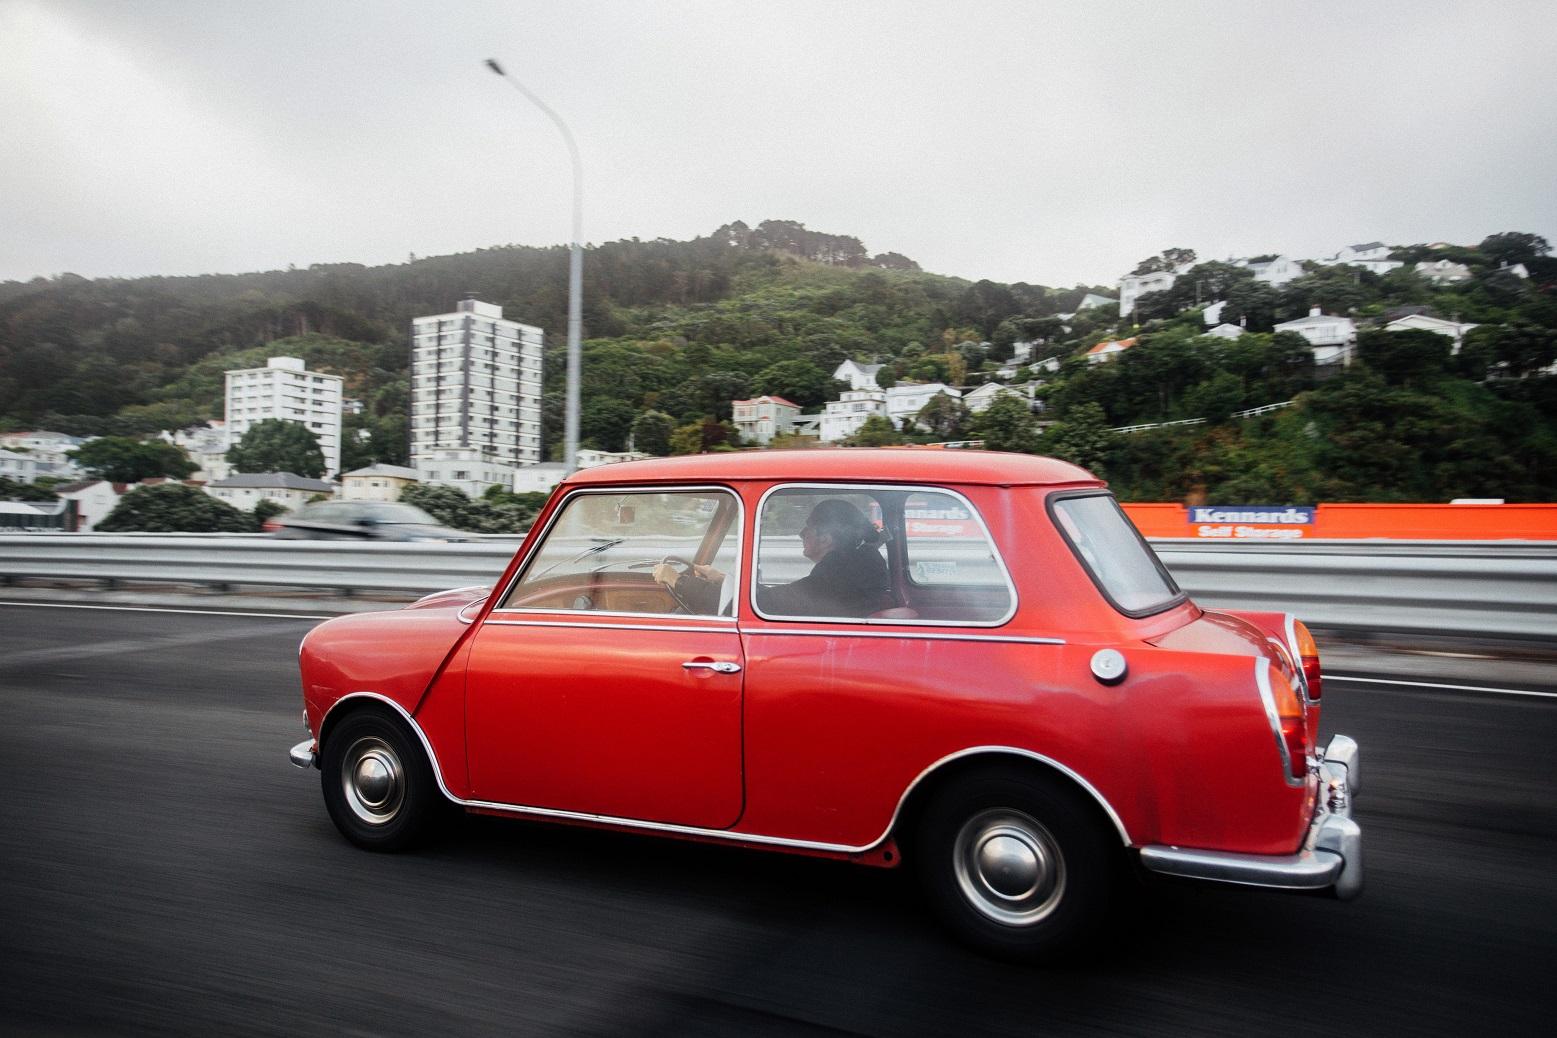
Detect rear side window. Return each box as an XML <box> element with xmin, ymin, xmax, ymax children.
<box><xmin>1050</xmin><ymin>493</ymin><xmax>1183</xmax><ymax>617</ymax></box>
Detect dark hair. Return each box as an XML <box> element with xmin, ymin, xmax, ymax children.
<box><xmin>808</xmin><ymin>499</ymin><xmax>885</xmax><ymax>550</ymax></box>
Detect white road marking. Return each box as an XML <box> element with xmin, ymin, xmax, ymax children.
<box><xmin>0</xmin><ymin>601</ymin><xmax>330</xmax><ymax>620</ymax></box>
<box><xmin>1328</xmin><ymin>674</ymin><xmax>1557</xmax><ymax>700</ymax></box>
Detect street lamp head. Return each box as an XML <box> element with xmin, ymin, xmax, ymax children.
<box><xmin>484</xmin><ymin>58</ymin><xmax>505</xmax><ymax>76</ymax></box>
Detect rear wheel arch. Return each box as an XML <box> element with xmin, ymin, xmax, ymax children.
<box><xmin>892</xmin><ymin>750</ymin><xmax>1131</xmax><ymax>856</ymax></box>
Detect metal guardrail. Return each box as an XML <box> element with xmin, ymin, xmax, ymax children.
<box><xmin>1</xmin><ymin>534</ymin><xmax>1554</xmax><ymax>639</ymax></box>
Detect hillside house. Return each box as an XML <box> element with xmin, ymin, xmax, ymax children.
<box><xmin>341</xmin><ymin>464</ymin><xmax>420</xmax><ymax>502</ymax></box>
<box><xmin>832</xmin><ymin>359</ymin><xmax>885</xmax><ymax>392</ymax></box>
<box><xmin>1084</xmin><ymin>337</ymin><xmax>1137</xmax><ymax>364</ymax></box>
<box><xmin>1414</xmin><ymin>259</ymin><xmax>1472</xmax><ymax>285</ymax></box>
<box><xmin>820</xmin><ymin>389</ymin><xmax>887</xmax><ymax>442</ymax></box>
<box><xmin>1274</xmin><ymin>307</ymin><xmax>1356</xmax><ymax>365</ymax></box>
<box><xmin>732</xmin><ymin>395</ymin><xmax>801</xmax><ymax>445</ymax></box>
<box><xmin>886</xmin><ymin>383</ymin><xmax>961</xmax><ymax>430</ymax></box>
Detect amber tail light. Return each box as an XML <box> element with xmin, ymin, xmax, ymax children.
<box><xmin>1258</xmin><ymin>662</ymin><xmax>1311</xmax><ymax>783</ymax></box>
<box><xmin>1292</xmin><ymin>619</ymin><xmax>1322</xmax><ymax>701</ymax></box>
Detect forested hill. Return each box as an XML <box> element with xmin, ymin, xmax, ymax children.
<box><xmin>2</xmin><ymin>222</ymin><xmax>1554</xmax><ymax>503</ymax></box>
<box><xmin>0</xmin><ymin>218</ymin><xmax>1098</xmax><ymax>440</ymax></box>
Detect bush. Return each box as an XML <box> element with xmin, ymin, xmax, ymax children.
<box><xmin>97</xmin><ymin>484</ymin><xmax>255</xmax><ymax>533</ymax></box>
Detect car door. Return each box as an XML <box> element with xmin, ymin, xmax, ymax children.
<box><xmin>463</xmin><ymin>486</ymin><xmax>745</xmax><ymax>829</ymax></box>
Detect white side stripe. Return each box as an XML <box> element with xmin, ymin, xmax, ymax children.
<box><xmin>1328</xmin><ymin>674</ymin><xmax>1557</xmax><ymax>700</ymax></box>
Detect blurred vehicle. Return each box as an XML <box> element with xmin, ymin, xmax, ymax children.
<box><xmin>287</xmin><ymin>450</ymin><xmax>1359</xmax><ymax>962</ymax></box>
<box><xmin>268</xmin><ymin>500</ymin><xmax>469</xmax><ymax>542</ymax></box>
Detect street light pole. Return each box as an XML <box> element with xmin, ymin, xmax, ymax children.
<box><xmin>485</xmin><ymin>59</ymin><xmax>583</xmax><ymax>475</ymax></box>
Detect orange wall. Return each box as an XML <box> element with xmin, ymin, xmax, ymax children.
<box><xmin>1122</xmin><ymin>503</ymin><xmax>1557</xmax><ymax>540</ymax></box>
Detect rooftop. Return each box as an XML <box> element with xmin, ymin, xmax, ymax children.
<box><xmin>209</xmin><ymin>472</ymin><xmax>336</xmax><ymax>491</ymax></box>
<box><xmin>563</xmin><ymin>448</ymin><xmax>1101</xmax><ymax>489</ymax></box>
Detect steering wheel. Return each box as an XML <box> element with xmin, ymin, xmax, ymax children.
<box><xmin>657</xmin><ymin>555</ymin><xmax>698</xmax><ymax>613</ymax></box>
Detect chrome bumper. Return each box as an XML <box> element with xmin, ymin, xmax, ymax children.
<box><xmin>289</xmin><ymin>739</ymin><xmax>317</xmax><ymax>770</ymax></box>
<box><xmin>1138</xmin><ymin>734</ymin><xmax>1363</xmax><ymax>900</ymax></box>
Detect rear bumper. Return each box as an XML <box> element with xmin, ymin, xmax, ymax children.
<box><xmin>1138</xmin><ymin>734</ymin><xmax>1362</xmax><ymax>900</ymax></box>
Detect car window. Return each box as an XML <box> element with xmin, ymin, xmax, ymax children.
<box><xmin>754</xmin><ymin>485</ymin><xmax>1014</xmax><ymax>624</ymax></box>
<box><xmin>500</xmin><ymin>489</ymin><xmax>739</xmax><ymax>616</ymax></box>
<box><xmin>1050</xmin><ymin>492</ymin><xmax>1183</xmax><ymax>616</ymax></box>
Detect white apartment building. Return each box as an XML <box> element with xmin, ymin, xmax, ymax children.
<box><xmin>1274</xmin><ymin>307</ymin><xmax>1357</xmax><ymax>365</ymax></box>
<box><xmin>886</xmin><ymin>383</ymin><xmax>961</xmax><ymax>430</ymax></box>
<box><xmin>410</xmin><ymin>297</ymin><xmax>544</xmax><ymax>473</ymax></box>
<box><xmin>732</xmin><ymin>395</ymin><xmax>801</xmax><ymax>444</ymax></box>
<box><xmin>224</xmin><ymin>357</ymin><xmax>343</xmax><ymax>476</ymax></box>
<box><xmin>820</xmin><ymin>389</ymin><xmax>887</xmax><ymax>442</ymax></box>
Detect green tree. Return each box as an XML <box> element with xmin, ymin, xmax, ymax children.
<box><xmin>226</xmin><ymin>419</ymin><xmax>326</xmax><ymax>478</ymax></box>
<box><xmin>69</xmin><ymin>436</ymin><xmax>196</xmax><ymax>483</ymax></box>
<box><xmin>0</xmin><ymin>476</ymin><xmax>58</xmax><ymax>501</ymax></box>
<box><xmin>252</xmin><ymin>498</ymin><xmax>288</xmax><ymax>528</ymax></box>
<box><xmin>629</xmin><ymin>410</ymin><xmax>676</xmax><ymax>455</ymax></box>
<box><xmin>751</xmin><ymin>359</ymin><xmax>844</xmax><ymax>408</ymax></box>
<box><xmin>968</xmin><ymin>395</ymin><xmax>1041</xmax><ymax>453</ymax></box>
<box><xmin>96</xmin><ymin>483</ymin><xmax>254</xmax><ymax>532</ymax></box>
<box><xmin>916</xmin><ymin>395</ymin><xmax>971</xmax><ymax>439</ymax></box>
<box><xmin>669</xmin><ymin>418</ymin><xmax>738</xmax><ymax>455</ymax></box>
<box><xmin>845</xmin><ymin>415</ymin><xmax>905</xmax><ymax>446</ymax></box>
<box><xmin>1132</xmin><ymin>248</ymin><xmax>1196</xmax><ymax>275</ymax></box>
<box><xmin>1042</xmin><ymin>402</ymin><xmax>1116</xmax><ymax>475</ymax></box>
<box><xmin>580</xmin><ymin>398</ymin><xmax>637</xmax><ymax>452</ymax></box>
<box><xmin>1478</xmin><ymin>232</ymin><xmax>1550</xmax><ymax>267</ymax></box>
<box><xmin>1355</xmin><ymin>328</ymin><xmax>1451</xmax><ymax>387</ymax></box>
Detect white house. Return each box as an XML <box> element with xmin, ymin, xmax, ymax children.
<box><xmin>341</xmin><ymin>464</ymin><xmax>420</xmax><ymax>502</ymax></box>
<box><xmin>205</xmin><ymin>472</ymin><xmax>336</xmax><ymax>512</ymax></box>
<box><xmin>0</xmin><ymin>448</ymin><xmax>44</xmax><ymax>484</ymax></box>
<box><xmin>1240</xmin><ymin>255</ymin><xmax>1304</xmax><ymax>287</ymax></box>
<box><xmin>1331</xmin><ymin>242</ymin><xmax>1403</xmax><ymax>276</ymax></box>
<box><xmin>886</xmin><ymin>383</ymin><xmax>961</xmax><ymax>430</ymax></box>
<box><xmin>167</xmin><ymin>421</ymin><xmax>231</xmax><ymax>481</ymax></box>
<box><xmin>1274</xmin><ymin>307</ymin><xmax>1356</xmax><ymax>365</ymax></box>
<box><xmin>52</xmin><ymin>479</ymin><xmax>123</xmax><ymax>531</ymax></box>
<box><xmin>1202</xmin><ymin>300</ymin><xmax>1228</xmax><ymax>326</ymax></box>
<box><xmin>1414</xmin><ymin>259</ymin><xmax>1472</xmax><ymax>285</ymax></box>
<box><xmin>832</xmin><ymin>359</ymin><xmax>885</xmax><ymax>392</ymax></box>
<box><xmin>731</xmin><ymin>395</ymin><xmax>801</xmax><ymax>444</ymax></box>
<box><xmin>1077</xmin><ymin>292</ymin><xmax>1116</xmax><ymax>311</ymax></box>
<box><xmin>1084</xmin><ymin>337</ymin><xmax>1137</xmax><ymax>364</ymax></box>
<box><xmin>577</xmin><ymin>449</ymin><xmax>652</xmax><ymax>469</ymax></box>
<box><xmin>1118</xmin><ymin>270</ymin><xmax>1177</xmax><ymax>317</ymax></box>
<box><xmin>0</xmin><ymin>430</ymin><xmax>87</xmax><ymax>479</ymax></box>
<box><xmin>1204</xmin><ymin>323</ymin><xmax>1247</xmax><ymax>340</ymax></box>
<box><xmin>1501</xmin><ymin>262</ymin><xmax>1531</xmax><ymax>280</ymax></box>
<box><xmin>416</xmin><ymin>448</ymin><xmax>516</xmax><ymax>497</ymax></box>
<box><xmin>514</xmin><ymin>463</ymin><xmax>568</xmax><ymax>494</ymax></box>
<box><xmin>1384</xmin><ymin>314</ymin><xmax>1479</xmax><ymax>351</ymax></box>
<box><xmin>964</xmin><ymin>382</ymin><xmax>1040</xmax><ymax>414</ymax></box>
<box><xmin>820</xmin><ymin>389</ymin><xmax>887</xmax><ymax>442</ymax></box>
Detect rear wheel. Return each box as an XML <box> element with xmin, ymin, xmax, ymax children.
<box><xmin>321</xmin><ymin>711</ymin><xmax>443</xmax><ymax>851</ymax></box>
<box><xmin>916</xmin><ymin>769</ymin><xmax>1115</xmax><ymax>962</ymax></box>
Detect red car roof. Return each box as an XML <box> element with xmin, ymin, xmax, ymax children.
<box><xmin>563</xmin><ymin>449</ymin><xmax>1102</xmax><ymax>488</ymax></box>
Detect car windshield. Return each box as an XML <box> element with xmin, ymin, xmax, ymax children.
<box><xmin>1050</xmin><ymin>493</ymin><xmax>1182</xmax><ymax>616</ymax></box>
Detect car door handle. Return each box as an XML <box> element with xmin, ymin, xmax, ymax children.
<box><xmin>682</xmin><ymin>660</ymin><xmax>742</xmax><ymax>674</ymax></box>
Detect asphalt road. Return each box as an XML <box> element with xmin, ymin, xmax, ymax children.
<box><xmin>1</xmin><ymin>603</ymin><xmax>1553</xmax><ymax>1036</ymax></box>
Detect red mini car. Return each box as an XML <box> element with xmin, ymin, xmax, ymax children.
<box><xmin>289</xmin><ymin>450</ymin><xmax>1360</xmax><ymax>959</ymax></box>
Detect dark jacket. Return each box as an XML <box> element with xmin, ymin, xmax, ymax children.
<box><xmin>757</xmin><ymin>543</ymin><xmax>892</xmax><ymax>618</ymax></box>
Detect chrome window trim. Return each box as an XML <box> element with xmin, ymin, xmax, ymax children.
<box><xmin>746</xmin><ymin>628</ymin><xmax>1065</xmax><ymax>646</ymax></box>
<box><xmin>748</xmin><ymin>481</ymin><xmax>1019</xmax><ymax>628</ymax></box>
<box><xmin>1253</xmin><ymin>658</ymin><xmax>1306</xmax><ymax>788</ymax></box>
<box><xmin>484</xmin><ymin>619</ymin><xmax>738</xmax><ymax>635</ymax></box>
<box><xmin>320</xmin><ymin>693</ymin><xmax>1132</xmax><ymax>851</ymax></box>
<box><xmin>492</xmin><ymin>483</ymin><xmax>745</xmax><ymax>622</ymax></box>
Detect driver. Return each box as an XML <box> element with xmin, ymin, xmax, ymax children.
<box><xmin>653</xmin><ymin>499</ymin><xmax>892</xmax><ymax>618</ymax></box>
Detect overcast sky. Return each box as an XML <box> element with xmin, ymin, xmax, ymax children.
<box><xmin>3</xmin><ymin>0</ymin><xmax>1555</xmax><ymax>289</ymax></box>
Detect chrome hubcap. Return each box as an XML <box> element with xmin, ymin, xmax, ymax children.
<box><xmin>953</xmin><ymin>809</ymin><xmax>1065</xmax><ymax>926</ymax></box>
<box><xmin>341</xmin><ymin>736</ymin><xmax>404</xmax><ymax>826</ymax></box>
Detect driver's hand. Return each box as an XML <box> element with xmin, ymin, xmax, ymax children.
<box><xmin>652</xmin><ymin>562</ymin><xmax>679</xmax><ymax>586</ymax></box>
<box><xmin>691</xmin><ymin>564</ymin><xmax>724</xmax><ymax>584</ymax></box>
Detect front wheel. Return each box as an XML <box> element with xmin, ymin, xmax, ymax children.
<box><xmin>915</xmin><ymin>770</ymin><xmax>1115</xmax><ymax>962</ymax></box>
<box><xmin>320</xmin><ymin>711</ymin><xmax>443</xmax><ymax>851</ymax></box>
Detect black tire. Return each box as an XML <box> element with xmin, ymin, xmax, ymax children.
<box><xmin>320</xmin><ymin>711</ymin><xmax>444</xmax><ymax>852</ymax></box>
<box><xmin>915</xmin><ymin>768</ymin><xmax>1115</xmax><ymax>962</ymax></box>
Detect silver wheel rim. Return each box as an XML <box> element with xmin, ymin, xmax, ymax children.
<box><xmin>340</xmin><ymin>736</ymin><xmax>405</xmax><ymax>826</ymax></box>
<box><xmin>952</xmin><ymin>809</ymin><xmax>1066</xmax><ymax>926</ymax></box>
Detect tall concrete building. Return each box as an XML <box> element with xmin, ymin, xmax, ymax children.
<box><xmin>409</xmin><ymin>298</ymin><xmax>543</xmax><ymax>480</ymax></box>
<box><xmin>223</xmin><ymin>356</ymin><xmax>344</xmax><ymax>476</ymax></box>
